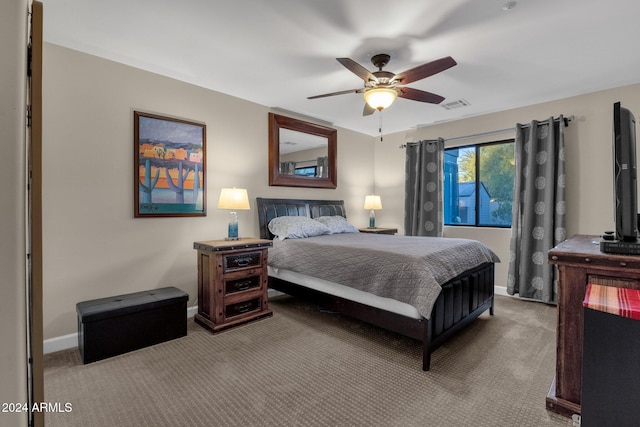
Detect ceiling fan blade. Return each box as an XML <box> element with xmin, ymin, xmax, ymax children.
<box><xmin>397</xmin><ymin>87</ymin><xmax>445</xmax><ymax>104</ymax></box>
<box><xmin>363</xmin><ymin>103</ymin><xmax>376</xmax><ymax>116</ymax></box>
<box><xmin>307</xmin><ymin>88</ymin><xmax>363</xmax><ymax>100</ymax></box>
<box><xmin>336</xmin><ymin>58</ymin><xmax>376</xmax><ymax>82</ymax></box>
<box><xmin>393</xmin><ymin>56</ymin><xmax>457</xmax><ymax>85</ymax></box>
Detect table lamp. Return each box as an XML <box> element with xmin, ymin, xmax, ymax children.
<box><xmin>218</xmin><ymin>188</ymin><xmax>250</xmax><ymax>240</ymax></box>
<box><xmin>364</xmin><ymin>195</ymin><xmax>382</xmax><ymax>228</ymax></box>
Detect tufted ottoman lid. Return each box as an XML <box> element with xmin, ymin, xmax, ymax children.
<box><xmin>76</xmin><ymin>286</ymin><xmax>188</xmax><ymax>322</ymax></box>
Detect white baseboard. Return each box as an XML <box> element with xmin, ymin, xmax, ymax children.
<box><xmin>267</xmin><ymin>288</ymin><xmax>285</xmax><ymax>298</ymax></box>
<box><xmin>186</xmin><ymin>305</ymin><xmax>197</xmax><ymax>318</ymax></box>
<box><xmin>494</xmin><ymin>285</ymin><xmax>509</xmax><ymax>297</ymax></box>
<box><xmin>43</xmin><ymin>305</ymin><xmax>199</xmax><ymax>354</ymax></box>
<box><xmin>43</xmin><ymin>332</ymin><xmax>79</xmax><ymax>354</ymax></box>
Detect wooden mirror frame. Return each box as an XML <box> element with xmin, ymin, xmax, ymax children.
<box><xmin>268</xmin><ymin>113</ymin><xmax>337</xmax><ymax>189</ymax></box>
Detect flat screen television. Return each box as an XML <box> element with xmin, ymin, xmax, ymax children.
<box><xmin>613</xmin><ymin>101</ymin><xmax>638</xmax><ymax>241</ymax></box>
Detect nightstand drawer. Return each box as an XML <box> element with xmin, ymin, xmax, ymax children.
<box><xmin>225</xmin><ymin>275</ymin><xmax>261</xmax><ymax>295</ymax></box>
<box><xmin>225</xmin><ymin>297</ymin><xmax>261</xmax><ymax>318</ymax></box>
<box><xmin>223</xmin><ymin>251</ymin><xmax>262</xmax><ymax>271</ymax></box>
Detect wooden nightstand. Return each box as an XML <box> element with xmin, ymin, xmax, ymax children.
<box><xmin>193</xmin><ymin>238</ymin><xmax>273</xmax><ymax>333</ymax></box>
<box><xmin>358</xmin><ymin>227</ymin><xmax>398</xmax><ymax>235</ymax></box>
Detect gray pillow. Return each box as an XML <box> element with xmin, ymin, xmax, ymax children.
<box><xmin>314</xmin><ymin>216</ymin><xmax>359</xmax><ymax>234</ymax></box>
<box><xmin>268</xmin><ymin>216</ymin><xmax>331</xmax><ymax>240</ymax></box>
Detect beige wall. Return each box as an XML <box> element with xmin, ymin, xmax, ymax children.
<box><xmin>42</xmin><ymin>43</ymin><xmax>375</xmax><ymax>339</ymax></box>
<box><xmin>375</xmin><ymin>83</ymin><xmax>640</xmax><ymax>285</ymax></box>
<box><xmin>43</xmin><ymin>41</ymin><xmax>640</xmax><ymax>339</ymax></box>
<box><xmin>1</xmin><ymin>0</ymin><xmax>29</xmax><ymax>424</ymax></box>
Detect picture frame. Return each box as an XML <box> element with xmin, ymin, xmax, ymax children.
<box><xmin>134</xmin><ymin>111</ymin><xmax>206</xmax><ymax>217</ymax></box>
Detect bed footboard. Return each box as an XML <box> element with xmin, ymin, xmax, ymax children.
<box><xmin>269</xmin><ymin>262</ymin><xmax>495</xmax><ymax>371</ymax></box>
<box><xmin>423</xmin><ymin>262</ymin><xmax>495</xmax><ymax>370</ymax></box>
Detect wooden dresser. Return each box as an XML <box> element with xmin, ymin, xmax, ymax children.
<box><xmin>193</xmin><ymin>238</ymin><xmax>273</xmax><ymax>333</ymax></box>
<box><xmin>547</xmin><ymin>234</ymin><xmax>640</xmax><ymax>417</ymax></box>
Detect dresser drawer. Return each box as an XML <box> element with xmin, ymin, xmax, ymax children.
<box><xmin>223</xmin><ymin>251</ymin><xmax>262</xmax><ymax>272</ymax></box>
<box><xmin>225</xmin><ymin>297</ymin><xmax>261</xmax><ymax>318</ymax></box>
<box><xmin>225</xmin><ymin>275</ymin><xmax>261</xmax><ymax>295</ymax></box>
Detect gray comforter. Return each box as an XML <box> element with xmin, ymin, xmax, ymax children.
<box><xmin>268</xmin><ymin>233</ymin><xmax>500</xmax><ymax>319</ymax></box>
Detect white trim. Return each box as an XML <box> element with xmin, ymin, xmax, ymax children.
<box><xmin>43</xmin><ymin>305</ymin><xmax>199</xmax><ymax>354</ymax></box>
<box><xmin>496</xmin><ymin>286</ymin><xmax>555</xmax><ymax>303</ymax></box>
<box><xmin>43</xmin><ymin>333</ymin><xmax>78</xmax><ymax>354</ymax></box>
<box><xmin>187</xmin><ymin>305</ymin><xmax>198</xmax><ymax>318</ymax></box>
<box><xmin>494</xmin><ymin>285</ymin><xmax>509</xmax><ymax>297</ymax></box>
<box><xmin>267</xmin><ymin>288</ymin><xmax>284</xmax><ymax>298</ymax></box>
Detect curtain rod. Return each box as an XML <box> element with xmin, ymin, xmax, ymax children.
<box><xmin>399</xmin><ymin>115</ymin><xmax>574</xmax><ymax>148</ymax></box>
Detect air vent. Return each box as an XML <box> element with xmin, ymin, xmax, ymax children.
<box><xmin>440</xmin><ymin>99</ymin><xmax>471</xmax><ymax>110</ymax></box>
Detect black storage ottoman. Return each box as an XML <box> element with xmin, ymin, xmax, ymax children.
<box><xmin>581</xmin><ymin>283</ymin><xmax>640</xmax><ymax>427</ymax></box>
<box><xmin>76</xmin><ymin>286</ymin><xmax>188</xmax><ymax>364</ymax></box>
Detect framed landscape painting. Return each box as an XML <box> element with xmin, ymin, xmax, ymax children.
<box><xmin>134</xmin><ymin>111</ymin><xmax>206</xmax><ymax>217</ymax></box>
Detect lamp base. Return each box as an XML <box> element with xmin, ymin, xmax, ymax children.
<box><xmin>227</xmin><ymin>211</ymin><xmax>239</xmax><ymax>240</ymax></box>
<box><xmin>224</xmin><ymin>237</ymin><xmax>240</xmax><ymax>241</ymax></box>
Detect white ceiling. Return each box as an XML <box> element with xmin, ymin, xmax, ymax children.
<box><xmin>43</xmin><ymin>0</ymin><xmax>640</xmax><ymax>136</ymax></box>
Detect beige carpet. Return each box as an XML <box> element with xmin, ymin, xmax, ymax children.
<box><xmin>44</xmin><ymin>295</ymin><xmax>572</xmax><ymax>427</ymax></box>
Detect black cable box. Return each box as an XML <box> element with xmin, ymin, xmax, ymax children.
<box><xmin>600</xmin><ymin>238</ymin><xmax>640</xmax><ymax>255</ymax></box>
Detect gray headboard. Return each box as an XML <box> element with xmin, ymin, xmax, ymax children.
<box><xmin>256</xmin><ymin>198</ymin><xmax>347</xmax><ymax>239</ymax></box>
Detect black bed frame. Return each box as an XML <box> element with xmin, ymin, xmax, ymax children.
<box><xmin>256</xmin><ymin>197</ymin><xmax>495</xmax><ymax>371</ymax></box>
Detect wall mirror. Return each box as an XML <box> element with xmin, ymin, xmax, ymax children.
<box><xmin>268</xmin><ymin>113</ymin><xmax>337</xmax><ymax>189</ymax></box>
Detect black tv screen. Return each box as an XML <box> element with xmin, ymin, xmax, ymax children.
<box><xmin>613</xmin><ymin>102</ymin><xmax>638</xmax><ymax>241</ymax></box>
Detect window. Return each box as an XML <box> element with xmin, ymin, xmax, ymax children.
<box><xmin>444</xmin><ymin>140</ymin><xmax>514</xmax><ymax>227</ymax></box>
<box><xmin>294</xmin><ymin>166</ymin><xmax>317</xmax><ymax>177</ymax></box>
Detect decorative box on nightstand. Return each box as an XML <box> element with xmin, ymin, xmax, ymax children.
<box><xmin>193</xmin><ymin>238</ymin><xmax>273</xmax><ymax>333</ymax></box>
<box><xmin>358</xmin><ymin>227</ymin><xmax>398</xmax><ymax>235</ymax></box>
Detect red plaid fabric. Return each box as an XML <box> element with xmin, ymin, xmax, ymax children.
<box><xmin>584</xmin><ymin>284</ymin><xmax>640</xmax><ymax>320</ymax></box>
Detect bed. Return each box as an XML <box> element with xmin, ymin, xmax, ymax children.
<box><xmin>256</xmin><ymin>197</ymin><xmax>498</xmax><ymax>371</ymax></box>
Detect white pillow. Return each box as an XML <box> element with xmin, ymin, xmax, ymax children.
<box><xmin>268</xmin><ymin>216</ymin><xmax>331</xmax><ymax>240</ymax></box>
<box><xmin>314</xmin><ymin>216</ymin><xmax>359</xmax><ymax>234</ymax></box>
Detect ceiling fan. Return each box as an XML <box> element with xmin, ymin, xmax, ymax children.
<box><xmin>308</xmin><ymin>54</ymin><xmax>457</xmax><ymax>116</ymax></box>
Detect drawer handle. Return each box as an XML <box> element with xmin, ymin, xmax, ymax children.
<box><xmin>235</xmin><ymin>303</ymin><xmax>252</xmax><ymax>313</ymax></box>
<box><xmin>234</xmin><ymin>281</ymin><xmax>252</xmax><ymax>291</ymax></box>
<box><xmin>551</xmin><ymin>255</ymin><xmax>558</xmax><ymax>261</ymax></box>
<box><xmin>231</xmin><ymin>255</ymin><xmax>253</xmax><ymax>267</ymax></box>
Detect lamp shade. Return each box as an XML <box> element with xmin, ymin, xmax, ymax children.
<box><xmin>364</xmin><ymin>195</ymin><xmax>382</xmax><ymax>210</ymax></box>
<box><xmin>363</xmin><ymin>88</ymin><xmax>397</xmax><ymax>111</ymax></box>
<box><xmin>217</xmin><ymin>188</ymin><xmax>250</xmax><ymax>210</ymax></box>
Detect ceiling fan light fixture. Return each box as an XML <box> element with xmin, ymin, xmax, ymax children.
<box><xmin>364</xmin><ymin>88</ymin><xmax>397</xmax><ymax>111</ymax></box>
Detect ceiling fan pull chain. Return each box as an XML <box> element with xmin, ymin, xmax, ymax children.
<box><xmin>379</xmin><ymin>111</ymin><xmax>383</xmax><ymax>142</ymax></box>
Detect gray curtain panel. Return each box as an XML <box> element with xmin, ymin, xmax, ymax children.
<box><xmin>280</xmin><ymin>161</ymin><xmax>296</xmax><ymax>175</ymax></box>
<box><xmin>507</xmin><ymin>117</ymin><xmax>567</xmax><ymax>303</ymax></box>
<box><xmin>316</xmin><ymin>156</ymin><xmax>328</xmax><ymax>178</ymax></box>
<box><xmin>404</xmin><ymin>139</ymin><xmax>444</xmax><ymax>237</ymax></box>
